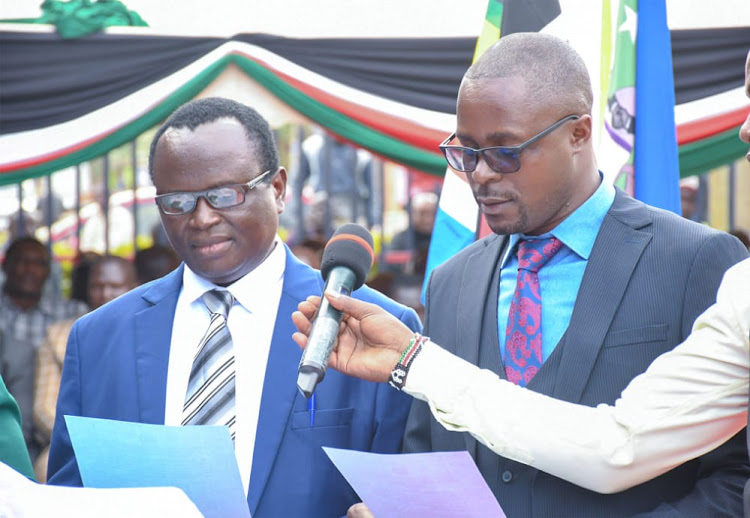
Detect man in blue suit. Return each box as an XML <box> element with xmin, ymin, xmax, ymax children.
<box><xmin>47</xmin><ymin>97</ymin><xmax>421</xmax><ymax>518</ymax></box>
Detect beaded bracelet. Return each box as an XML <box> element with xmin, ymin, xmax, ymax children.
<box><xmin>389</xmin><ymin>333</ymin><xmax>429</xmax><ymax>391</ymax></box>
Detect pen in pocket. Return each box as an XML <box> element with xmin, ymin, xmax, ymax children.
<box><xmin>309</xmin><ymin>392</ymin><xmax>316</xmax><ymax>427</ymax></box>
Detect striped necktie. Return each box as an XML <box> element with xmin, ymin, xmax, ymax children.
<box><xmin>182</xmin><ymin>289</ymin><xmax>236</xmax><ymax>443</ymax></box>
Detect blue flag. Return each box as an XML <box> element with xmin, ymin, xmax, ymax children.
<box><xmin>633</xmin><ymin>0</ymin><xmax>681</xmax><ymax>213</ymax></box>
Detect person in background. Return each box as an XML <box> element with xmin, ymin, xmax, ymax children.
<box><xmin>46</xmin><ymin>97</ymin><xmax>420</xmax><ymax>518</ymax></box>
<box><xmin>134</xmin><ymin>244</ymin><xmax>180</xmax><ymax>285</ymax></box>
<box><xmin>33</xmin><ymin>255</ymin><xmax>137</xmax><ymax>482</ymax></box>
<box><xmin>292</xmin><ymin>130</ymin><xmax>374</xmax><ymax>240</ymax></box>
<box><xmin>366</xmin><ymin>272</ymin><xmax>426</xmax><ymax>325</ymax></box>
<box><xmin>385</xmin><ymin>191</ymin><xmax>438</xmax><ymax>277</ymax></box>
<box><xmin>288</xmin><ymin>237</ymin><xmax>326</xmax><ymax>270</ymax></box>
<box><xmin>69</xmin><ymin>252</ymin><xmax>103</xmax><ymax>307</ymax></box>
<box><xmin>0</xmin><ymin>237</ymin><xmax>88</xmax><ymax>464</ymax></box>
<box><xmin>729</xmin><ymin>228</ymin><xmax>750</xmax><ymax>251</ymax></box>
<box><xmin>679</xmin><ymin>177</ymin><xmax>702</xmax><ymax>222</ymax></box>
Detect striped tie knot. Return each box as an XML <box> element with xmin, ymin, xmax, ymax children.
<box><xmin>203</xmin><ymin>289</ymin><xmax>234</xmax><ymax>318</ymax></box>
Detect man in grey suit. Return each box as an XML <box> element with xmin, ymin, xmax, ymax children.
<box><xmin>401</xmin><ymin>33</ymin><xmax>749</xmax><ymax>517</ymax></box>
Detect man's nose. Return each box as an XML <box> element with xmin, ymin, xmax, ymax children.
<box><xmin>470</xmin><ymin>155</ymin><xmax>501</xmax><ymax>185</ymax></box>
<box><xmin>189</xmin><ymin>196</ymin><xmax>221</xmax><ymax>227</ymax></box>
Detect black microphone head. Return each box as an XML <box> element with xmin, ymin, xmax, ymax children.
<box><xmin>320</xmin><ymin>223</ymin><xmax>374</xmax><ymax>289</ymax></box>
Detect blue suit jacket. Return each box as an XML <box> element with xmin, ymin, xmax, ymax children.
<box><xmin>404</xmin><ymin>190</ymin><xmax>750</xmax><ymax>517</ymax></box>
<box><xmin>47</xmin><ymin>247</ymin><xmax>421</xmax><ymax>517</ymax></box>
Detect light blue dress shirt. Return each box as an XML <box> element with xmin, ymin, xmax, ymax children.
<box><xmin>498</xmin><ymin>175</ymin><xmax>615</xmax><ymax>364</ymax></box>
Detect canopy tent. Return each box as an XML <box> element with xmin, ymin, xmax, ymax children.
<box><xmin>0</xmin><ymin>2</ymin><xmax>748</xmax><ymax>187</ymax></box>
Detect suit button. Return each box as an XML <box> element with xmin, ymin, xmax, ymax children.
<box><xmin>501</xmin><ymin>470</ymin><xmax>513</xmax><ymax>483</ymax></box>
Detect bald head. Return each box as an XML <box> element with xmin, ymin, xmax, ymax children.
<box><xmin>465</xmin><ymin>32</ymin><xmax>593</xmax><ymax>116</ymax></box>
<box><xmin>411</xmin><ymin>191</ymin><xmax>439</xmax><ymax>234</ymax></box>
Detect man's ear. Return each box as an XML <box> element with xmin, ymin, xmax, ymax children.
<box><xmin>274</xmin><ymin>167</ymin><xmax>288</xmax><ymax>213</ymax></box>
<box><xmin>570</xmin><ymin>114</ymin><xmax>592</xmax><ymax>151</ymax></box>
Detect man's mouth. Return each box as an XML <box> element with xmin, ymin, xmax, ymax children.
<box><xmin>192</xmin><ymin>238</ymin><xmax>232</xmax><ymax>256</ymax></box>
<box><xmin>477</xmin><ymin>196</ymin><xmax>514</xmax><ymax>214</ymax></box>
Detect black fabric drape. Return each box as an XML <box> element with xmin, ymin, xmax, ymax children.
<box><xmin>1</xmin><ymin>28</ymin><xmax>746</xmax><ymax>135</ymax></box>
<box><xmin>0</xmin><ymin>31</ymin><xmax>224</xmax><ymax>134</ymax></box>
<box><xmin>233</xmin><ymin>34</ymin><xmax>475</xmax><ymax>115</ymax></box>
<box><xmin>671</xmin><ymin>27</ymin><xmax>750</xmax><ymax>105</ymax></box>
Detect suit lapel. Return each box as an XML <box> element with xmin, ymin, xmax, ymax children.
<box><xmin>456</xmin><ymin>235</ymin><xmax>506</xmax><ymax>366</ymax></box>
<box><xmin>456</xmin><ymin>235</ymin><xmax>506</xmax><ymax>456</ymax></box>
<box><xmin>247</xmin><ymin>248</ymin><xmax>321</xmax><ymax>513</ymax></box>
<box><xmin>134</xmin><ymin>267</ymin><xmax>183</xmax><ymax>424</ymax></box>
<box><xmin>553</xmin><ymin>191</ymin><xmax>652</xmax><ymax>402</ymax></box>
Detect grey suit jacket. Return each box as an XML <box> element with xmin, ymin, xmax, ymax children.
<box><xmin>404</xmin><ymin>189</ymin><xmax>750</xmax><ymax>518</ymax></box>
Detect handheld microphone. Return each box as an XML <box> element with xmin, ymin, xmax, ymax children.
<box><xmin>297</xmin><ymin>223</ymin><xmax>374</xmax><ymax>399</ymax></box>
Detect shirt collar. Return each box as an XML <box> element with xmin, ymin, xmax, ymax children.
<box><xmin>551</xmin><ymin>173</ymin><xmax>614</xmax><ymax>260</ymax></box>
<box><xmin>182</xmin><ymin>235</ymin><xmax>286</xmax><ymax>312</ymax></box>
<box><xmin>501</xmin><ymin>173</ymin><xmax>615</xmax><ymax>266</ymax></box>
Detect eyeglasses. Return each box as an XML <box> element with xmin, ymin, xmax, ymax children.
<box><xmin>155</xmin><ymin>168</ymin><xmax>277</xmax><ymax>215</ymax></box>
<box><xmin>439</xmin><ymin>114</ymin><xmax>580</xmax><ymax>174</ymax></box>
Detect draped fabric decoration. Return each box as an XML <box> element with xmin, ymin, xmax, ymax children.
<box><xmin>0</xmin><ymin>27</ymin><xmax>748</xmax><ymax>188</ymax></box>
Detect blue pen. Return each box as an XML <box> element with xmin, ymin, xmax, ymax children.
<box><xmin>309</xmin><ymin>392</ymin><xmax>316</xmax><ymax>427</ymax></box>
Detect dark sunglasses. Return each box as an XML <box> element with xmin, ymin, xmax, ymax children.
<box><xmin>439</xmin><ymin>114</ymin><xmax>580</xmax><ymax>174</ymax></box>
<box><xmin>155</xmin><ymin>168</ymin><xmax>277</xmax><ymax>215</ymax></box>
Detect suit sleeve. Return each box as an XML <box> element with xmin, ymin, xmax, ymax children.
<box><xmin>635</xmin><ymin>232</ymin><xmax>750</xmax><ymax>518</ymax></box>
<box><xmin>46</xmin><ymin>322</ymin><xmax>83</xmax><ymax>486</ymax></box>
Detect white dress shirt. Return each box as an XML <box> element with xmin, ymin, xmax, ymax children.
<box><xmin>164</xmin><ymin>237</ymin><xmax>285</xmax><ymax>494</ymax></box>
<box><xmin>404</xmin><ymin>257</ymin><xmax>750</xmax><ymax>493</ymax></box>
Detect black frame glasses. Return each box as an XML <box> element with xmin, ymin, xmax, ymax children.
<box><xmin>155</xmin><ymin>168</ymin><xmax>277</xmax><ymax>215</ymax></box>
<box><xmin>439</xmin><ymin>114</ymin><xmax>580</xmax><ymax>174</ymax></box>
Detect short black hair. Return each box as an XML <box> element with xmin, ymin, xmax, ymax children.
<box><xmin>2</xmin><ymin>236</ymin><xmax>48</xmax><ymax>267</ymax></box>
<box><xmin>134</xmin><ymin>245</ymin><xmax>180</xmax><ymax>284</ymax></box>
<box><xmin>148</xmin><ymin>97</ymin><xmax>280</xmax><ymax>182</ymax></box>
<box><xmin>465</xmin><ymin>32</ymin><xmax>593</xmax><ymax>116</ymax></box>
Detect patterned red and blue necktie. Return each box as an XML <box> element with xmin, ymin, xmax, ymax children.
<box><xmin>504</xmin><ymin>237</ymin><xmax>563</xmax><ymax>387</ymax></box>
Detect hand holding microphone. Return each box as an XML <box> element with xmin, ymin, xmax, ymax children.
<box><xmin>293</xmin><ymin>224</ymin><xmax>415</xmax><ymax>388</ymax></box>
<box><xmin>296</xmin><ymin>224</ymin><xmax>377</xmax><ymax>398</ymax></box>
